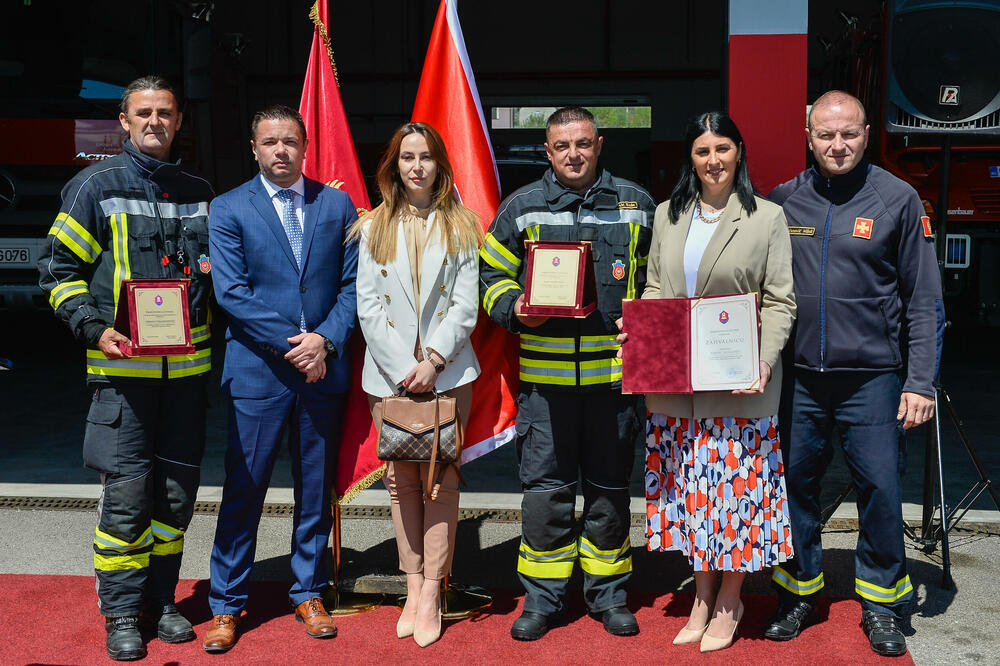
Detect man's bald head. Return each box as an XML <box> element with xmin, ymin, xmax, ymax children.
<box><xmin>808</xmin><ymin>90</ymin><xmax>867</xmax><ymax>130</ymax></box>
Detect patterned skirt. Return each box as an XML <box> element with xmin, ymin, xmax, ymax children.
<box><xmin>645</xmin><ymin>413</ymin><xmax>793</xmax><ymax>572</ymax></box>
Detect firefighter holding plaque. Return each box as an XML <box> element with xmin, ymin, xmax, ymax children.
<box><xmin>479</xmin><ymin>107</ymin><xmax>654</xmax><ymax>640</ymax></box>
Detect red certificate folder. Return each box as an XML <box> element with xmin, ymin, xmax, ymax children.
<box><xmin>621</xmin><ymin>293</ymin><xmax>760</xmax><ymax>394</ymax></box>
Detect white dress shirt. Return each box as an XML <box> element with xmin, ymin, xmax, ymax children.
<box><xmin>259</xmin><ymin>173</ymin><xmax>305</xmax><ymax>232</ymax></box>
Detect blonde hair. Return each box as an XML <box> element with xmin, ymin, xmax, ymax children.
<box><xmin>348</xmin><ymin>122</ymin><xmax>481</xmax><ymax>264</ymax></box>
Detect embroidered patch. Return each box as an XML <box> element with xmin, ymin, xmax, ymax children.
<box><xmin>921</xmin><ymin>215</ymin><xmax>934</xmax><ymax>238</ymax></box>
<box><xmin>198</xmin><ymin>254</ymin><xmax>211</xmax><ymax>274</ymax></box>
<box><xmin>617</xmin><ymin>201</ymin><xmax>638</xmax><ymax>209</ymax></box>
<box><xmin>853</xmin><ymin>217</ymin><xmax>874</xmax><ymax>239</ymax></box>
<box><xmin>612</xmin><ymin>259</ymin><xmax>626</xmax><ymax>280</ymax></box>
<box><xmin>788</xmin><ymin>226</ymin><xmax>815</xmax><ymax>236</ymax></box>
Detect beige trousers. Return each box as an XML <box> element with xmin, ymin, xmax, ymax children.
<box><xmin>369</xmin><ymin>384</ymin><xmax>472</xmax><ymax>580</ymax></box>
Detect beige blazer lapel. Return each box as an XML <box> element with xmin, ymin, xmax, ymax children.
<box><xmin>418</xmin><ymin>211</ymin><xmax>446</xmax><ymax>314</ymax></box>
<box><xmin>694</xmin><ymin>192</ymin><xmax>743</xmax><ymax>297</ymax></box>
<box><xmin>662</xmin><ymin>202</ymin><xmax>695</xmax><ymax>298</ymax></box>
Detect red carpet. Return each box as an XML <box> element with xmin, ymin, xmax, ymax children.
<box><xmin>0</xmin><ymin>574</ymin><xmax>912</xmax><ymax>665</ymax></box>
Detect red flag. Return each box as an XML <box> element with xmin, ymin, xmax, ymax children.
<box><xmin>412</xmin><ymin>0</ymin><xmax>518</xmax><ymax>462</ymax></box>
<box><xmin>299</xmin><ymin>1</ymin><xmax>383</xmax><ymax>503</ymax></box>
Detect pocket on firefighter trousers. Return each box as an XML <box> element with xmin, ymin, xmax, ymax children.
<box><xmin>83</xmin><ymin>390</ymin><xmax>124</xmax><ymax>475</ymax></box>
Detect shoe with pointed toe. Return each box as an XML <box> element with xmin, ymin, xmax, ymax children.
<box><xmin>673</xmin><ymin>623</ymin><xmax>709</xmax><ymax>645</ymax></box>
<box><xmin>700</xmin><ymin>602</ymin><xmax>744</xmax><ymax>653</ymax></box>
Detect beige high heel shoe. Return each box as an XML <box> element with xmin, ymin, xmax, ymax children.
<box><xmin>413</xmin><ymin>606</ymin><xmax>442</xmax><ymax>647</ymax></box>
<box><xmin>397</xmin><ymin>593</ymin><xmax>419</xmax><ymax>638</ymax></box>
<box><xmin>700</xmin><ymin>601</ymin><xmax>744</xmax><ymax>653</ymax></box>
<box><xmin>673</xmin><ymin>623</ymin><xmax>709</xmax><ymax>645</ymax></box>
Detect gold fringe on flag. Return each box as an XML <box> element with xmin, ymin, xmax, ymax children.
<box><xmin>337</xmin><ymin>462</ymin><xmax>387</xmax><ymax>505</ymax></box>
<box><xmin>309</xmin><ymin>1</ymin><xmax>340</xmax><ymax>86</ymax></box>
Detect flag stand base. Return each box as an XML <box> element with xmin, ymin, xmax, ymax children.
<box><xmin>396</xmin><ymin>576</ymin><xmax>492</xmax><ymax>620</ymax></box>
<box><xmin>326</xmin><ymin>502</ymin><xmax>386</xmax><ymax>615</ymax></box>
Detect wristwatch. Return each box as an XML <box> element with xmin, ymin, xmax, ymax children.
<box><xmin>321</xmin><ymin>335</ymin><xmax>335</xmax><ymax>354</ymax></box>
<box><xmin>426</xmin><ymin>348</ymin><xmax>445</xmax><ymax>374</ymax></box>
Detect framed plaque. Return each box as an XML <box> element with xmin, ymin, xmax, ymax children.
<box><xmin>520</xmin><ymin>240</ymin><xmax>597</xmax><ymax>318</ymax></box>
<box><xmin>621</xmin><ymin>293</ymin><xmax>760</xmax><ymax>394</ymax></box>
<box><xmin>113</xmin><ymin>279</ymin><xmax>195</xmax><ymax>356</ymax></box>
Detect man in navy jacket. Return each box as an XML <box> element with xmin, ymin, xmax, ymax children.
<box><xmin>765</xmin><ymin>91</ymin><xmax>941</xmax><ymax>658</ymax></box>
<box><xmin>203</xmin><ymin>105</ymin><xmax>358</xmax><ymax>651</ymax></box>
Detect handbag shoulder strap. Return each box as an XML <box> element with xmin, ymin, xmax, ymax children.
<box><xmin>425</xmin><ymin>393</ymin><xmax>440</xmax><ymax>499</ymax></box>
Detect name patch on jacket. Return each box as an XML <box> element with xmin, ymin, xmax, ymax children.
<box><xmin>617</xmin><ymin>201</ymin><xmax>638</xmax><ymax>209</ymax></box>
<box><xmin>788</xmin><ymin>226</ymin><xmax>815</xmax><ymax>236</ymax></box>
<box><xmin>853</xmin><ymin>217</ymin><xmax>874</xmax><ymax>239</ymax></box>
<box><xmin>921</xmin><ymin>215</ymin><xmax>934</xmax><ymax>238</ymax></box>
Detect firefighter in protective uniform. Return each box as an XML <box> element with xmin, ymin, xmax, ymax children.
<box><xmin>37</xmin><ymin>77</ymin><xmax>213</xmax><ymax>661</ymax></box>
<box><xmin>479</xmin><ymin>107</ymin><xmax>653</xmax><ymax>640</ymax></box>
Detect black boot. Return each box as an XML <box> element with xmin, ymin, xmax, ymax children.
<box><xmin>599</xmin><ymin>607</ymin><xmax>639</xmax><ymax>636</ymax></box>
<box><xmin>105</xmin><ymin>616</ymin><xmax>146</xmax><ymax>661</ymax></box>
<box><xmin>763</xmin><ymin>600</ymin><xmax>817</xmax><ymax>641</ymax></box>
<box><xmin>150</xmin><ymin>602</ymin><xmax>195</xmax><ymax>643</ymax></box>
<box><xmin>862</xmin><ymin>610</ymin><xmax>907</xmax><ymax>657</ymax></box>
<box><xmin>511</xmin><ymin>610</ymin><xmax>562</xmax><ymax>641</ymax></box>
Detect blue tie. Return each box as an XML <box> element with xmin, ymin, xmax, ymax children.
<box><xmin>276</xmin><ymin>188</ymin><xmax>302</xmax><ymax>267</ymax></box>
<box><xmin>276</xmin><ymin>188</ymin><xmax>307</xmax><ymax>330</ymax></box>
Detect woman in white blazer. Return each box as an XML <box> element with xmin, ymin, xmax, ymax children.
<box><xmin>350</xmin><ymin>122</ymin><xmax>481</xmax><ymax>648</ymax></box>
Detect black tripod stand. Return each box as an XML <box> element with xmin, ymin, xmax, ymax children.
<box><xmin>819</xmin><ymin>381</ymin><xmax>1000</xmax><ymax>588</ymax></box>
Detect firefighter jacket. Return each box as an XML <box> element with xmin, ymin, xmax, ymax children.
<box><xmin>38</xmin><ymin>139</ymin><xmax>215</xmax><ymax>382</ymax></box>
<box><xmin>769</xmin><ymin>159</ymin><xmax>942</xmax><ymax>396</ymax></box>
<box><xmin>479</xmin><ymin>168</ymin><xmax>654</xmax><ymax>392</ymax></box>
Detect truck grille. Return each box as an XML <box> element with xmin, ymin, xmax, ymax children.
<box><xmin>891</xmin><ymin>106</ymin><xmax>1000</xmax><ymax>132</ymax></box>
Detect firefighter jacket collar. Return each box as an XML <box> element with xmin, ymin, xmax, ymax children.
<box><xmin>543</xmin><ymin>167</ymin><xmax>620</xmax><ymax>211</ymax></box>
<box><xmin>809</xmin><ymin>158</ymin><xmax>871</xmax><ymax>204</ymax></box>
<box><xmin>122</xmin><ymin>138</ymin><xmax>183</xmax><ymax>181</ymax></box>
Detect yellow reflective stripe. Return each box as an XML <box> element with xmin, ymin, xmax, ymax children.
<box><xmin>626</xmin><ymin>222</ymin><xmax>640</xmax><ymax>299</ymax></box>
<box><xmin>579</xmin><ymin>334</ymin><xmax>620</xmax><ymax>352</ymax></box>
<box><xmin>578</xmin><ymin>536</ymin><xmax>632</xmax><ymax>576</ymax></box>
<box><xmin>579</xmin><ymin>357</ymin><xmax>622</xmax><ymax>385</ymax></box>
<box><xmin>519</xmin><ymin>539</ymin><xmax>579</xmax><ymax>560</ymax></box>
<box><xmin>86</xmin><ymin>349</ymin><xmax>164</xmax><ymax>379</ymax></box>
<box><xmin>480</xmin><ymin>233</ymin><xmax>521</xmax><ymax>278</ymax></box>
<box><xmin>150</xmin><ymin>520</ymin><xmax>183</xmax><ymax>541</ymax></box>
<box><xmin>94</xmin><ymin>526</ymin><xmax>152</xmax><ymax>552</ymax></box>
<box><xmin>166</xmin><ymin>349</ymin><xmax>212</xmax><ymax>378</ymax></box>
<box><xmin>520</xmin><ymin>334</ymin><xmax>575</xmax><ymax>354</ymax></box>
<box><xmin>772</xmin><ymin>566</ymin><xmax>825</xmax><ymax>596</ymax></box>
<box><xmin>519</xmin><ymin>357</ymin><xmax>576</xmax><ymax>385</ymax></box>
<box><xmin>57</xmin><ymin>212</ymin><xmax>102</xmax><ymax>258</ymax></box>
<box><xmin>152</xmin><ymin>537</ymin><xmax>184</xmax><ymax>556</ymax></box>
<box><xmin>483</xmin><ymin>278</ymin><xmax>521</xmax><ymax>315</ymax></box>
<box><xmin>525</xmin><ymin>225</ymin><xmax>539</xmax><ymax>241</ymax></box>
<box><xmin>95</xmin><ymin>552</ymin><xmax>149</xmax><ymax>571</ymax></box>
<box><xmin>637</xmin><ymin>255</ymin><xmax>648</xmax><ymax>267</ymax></box>
<box><xmin>49</xmin><ymin>227</ymin><xmax>96</xmax><ymax>264</ymax></box>
<box><xmin>49</xmin><ymin>280</ymin><xmax>90</xmax><ymax>309</ymax></box>
<box><xmin>517</xmin><ymin>539</ymin><xmax>577</xmax><ymax>579</ymax></box>
<box><xmin>111</xmin><ymin>213</ymin><xmax>131</xmax><ymax>313</ymax></box>
<box><xmin>855</xmin><ymin>576</ymin><xmax>913</xmax><ymax>603</ymax></box>
<box><xmin>190</xmin><ymin>324</ymin><xmax>210</xmax><ymax>344</ymax></box>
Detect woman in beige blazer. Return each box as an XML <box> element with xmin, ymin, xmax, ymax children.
<box><xmin>625</xmin><ymin>112</ymin><xmax>796</xmax><ymax>652</ymax></box>
<box><xmin>351</xmin><ymin>122</ymin><xmax>481</xmax><ymax>647</ymax></box>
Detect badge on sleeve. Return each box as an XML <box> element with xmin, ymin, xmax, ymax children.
<box><xmin>611</xmin><ymin>259</ymin><xmax>626</xmax><ymax>280</ymax></box>
<box><xmin>853</xmin><ymin>217</ymin><xmax>873</xmax><ymax>239</ymax></box>
<box><xmin>921</xmin><ymin>215</ymin><xmax>934</xmax><ymax>238</ymax></box>
<box><xmin>198</xmin><ymin>254</ymin><xmax>211</xmax><ymax>274</ymax></box>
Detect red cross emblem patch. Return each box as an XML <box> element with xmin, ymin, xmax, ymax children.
<box><xmin>853</xmin><ymin>217</ymin><xmax>873</xmax><ymax>239</ymax></box>
<box><xmin>921</xmin><ymin>216</ymin><xmax>933</xmax><ymax>238</ymax></box>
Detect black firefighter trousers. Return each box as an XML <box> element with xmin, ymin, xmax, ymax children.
<box><xmin>515</xmin><ymin>386</ymin><xmax>638</xmax><ymax>616</ymax></box>
<box><xmin>83</xmin><ymin>375</ymin><xmax>207</xmax><ymax>617</ymax></box>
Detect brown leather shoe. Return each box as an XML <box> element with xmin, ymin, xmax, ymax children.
<box><xmin>295</xmin><ymin>597</ymin><xmax>338</xmax><ymax>638</ymax></box>
<box><xmin>202</xmin><ymin>614</ymin><xmax>238</xmax><ymax>653</ymax></box>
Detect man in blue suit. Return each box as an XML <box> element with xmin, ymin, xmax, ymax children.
<box><xmin>203</xmin><ymin>105</ymin><xmax>358</xmax><ymax>652</ymax></box>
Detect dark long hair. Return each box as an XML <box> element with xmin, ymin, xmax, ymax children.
<box><xmin>666</xmin><ymin>111</ymin><xmax>758</xmax><ymax>223</ymax></box>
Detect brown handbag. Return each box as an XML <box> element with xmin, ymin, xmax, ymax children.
<box><xmin>376</xmin><ymin>391</ymin><xmax>463</xmax><ymax>499</ymax></box>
